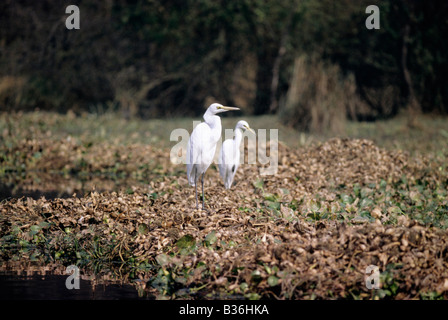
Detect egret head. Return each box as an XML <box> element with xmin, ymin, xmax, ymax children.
<box><xmin>236</xmin><ymin>120</ymin><xmax>255</xmax><ymax>134</ymax></box>
<box><xmin>207</xmin><ymin>103</ymin><xmax>240</xmax><ymax>115</ymax></box>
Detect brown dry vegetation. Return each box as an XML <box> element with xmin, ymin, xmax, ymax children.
<box><xmin>1</xmin><ymin>111</ymin><xmax>448</xmax><ymax>300</ymax></box>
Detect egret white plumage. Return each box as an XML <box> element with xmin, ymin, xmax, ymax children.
<box><xmin>186</xmin><ymin>103</ymin><xmax>240</xmax><ymax>209</ymax></box>
<box><xmin>219</xmin><ymin>120</ymin><xmax>255</xmax><ymax>189</ymax></box>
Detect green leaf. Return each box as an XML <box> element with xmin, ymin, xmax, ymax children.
<box><xmin>176</xmin><ymin>234</ymin><xmax>195</xmax><ymax>250</ymax></box>
<box><xmin>38</xmin><ymin>221</ymin><xmax>50</xmax><ymax>229</ymax></box>
<box><xmin>253</xmin><ymin>179</ymin><xmax>264</xmax><ymax>190</ymax></box>
<box><xmin>309</xmin><ymin>200</ymin><xmax>321</xmax><ymax>212</ymax></box>
<box><xmin>204</xmin><ymin>231</ymin><xmax>217</xmax><ymax>246</ymax></box>
<box><xmin>267</xmin><ymin>275</ymin><xmax>279</xmax><ymax>287</ymax></box>
<box><xmin>32</xmin><ymin>152</ymin><xmax>42</xmax><ymax>159</ymax></box>
<box><xmin>155</xmin><ymin>253</ymin><xmax>170</xmax><ymax>266</ymax></box>
<box><xmin>245</xmin><ymin>292</ymin><xmax>261</xmax><ymax>300</ymax></box>
<box><xmin>359</xmin><ymin>198</ymin><xmax>373</xmax><ymax>208</ymax></box>
<box><xmin>388</xmin><ymin>206</ymin><xmax>403</xmax><ymax>215</ymax></box>
<box><xmin>138</xmin><ymin>223</ymin><xmax>149</xmax><ymax>235</ymax></box>
<box><xmin>264</xmin><ymin>265</ymin><xmax>271</xmax><ymax>274</ymax></box>
<box><xmin>30</xmin><ymin>251</ymin><xmax>40</xmax><ymax>261</ymax></box>
<box><xmin>263</xmin><ymin>193</ymin><xmax>278</xmax><ymax>202</ymax></box>
<box><xmin>266</xmin><ymin>201</ymin><xmax>280</xmax><ymax>210</ymax></box>
<box><xmin>29</xmin><ymin>225</ymin><xmax>41</xmax><ymax>236</ymax></box>
<box><xmin>251</xmin><ymin>270</ymin><xmax>262</xmax><ymax>281</ymax></box>
<box><xmin>361</xmin><ymin>188</ymin><xmax>373</xmax><ymax>198</ymax></box>
<box><xmin>340</xmin><ymin>194</ymin><xmax>354</xmax><ymax>204</ymax></box>
<box><xmin>148</xmin><ymin>192</ymin><xmax>158</xmax><ymax>199</ymax></box>
<box><xmin>289</xmin><ymin>199</ymin><xmax>299</xmax><ymax>211</ymax></box>
<box><xmin>19</xmin><ymin>239</ymin><xmax>29</xmax><ymax>247</ymax></box>
<box><xmin>239</xmin><ymin>282</ymin><xmax>249</xmax><ymax>292</ymax></box>
<box><xmin>353</xmin><ymin>183</ymin><xmax>361</xmax><ymax>197</ymax></box>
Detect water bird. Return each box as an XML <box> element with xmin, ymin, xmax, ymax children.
<box><xmin>186</xmin><ymin>103</ymin><xmax>240</xmax><ymax>209</ymax></box>
<box><xmin>219</xmin><ymin>120</ymin><xmax>255</xmax><ymax>189</ymax></box>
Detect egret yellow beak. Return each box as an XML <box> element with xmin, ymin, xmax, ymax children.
<box><xmin>246</xmin><ymin>126</ymin><xmax>256</xmax><ymax>135</ymax></box>
<box><xmin>218</xmin><ymin>106</ymin><xmax>240</xmax><ymax>111</ymax></box>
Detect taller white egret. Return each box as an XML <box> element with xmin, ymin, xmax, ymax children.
<box><xmin>219</xmin><ymin>120</ymin><xmax>255</xmax><ymax>189</ymax></box>
<box><xmin>186</xmin><ymin>103</ymin><xmax>240</xmax><ymax>209</ymax></box>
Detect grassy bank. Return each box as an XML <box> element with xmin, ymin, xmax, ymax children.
<box><xmin>1</xmin><ymin>111</ymin><xmax>448</xmax><ymax>299</ymax></box>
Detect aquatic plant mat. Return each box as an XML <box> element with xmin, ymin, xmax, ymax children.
<box><xmin>2</xmin><ymin>133</ymin><xmax>448</xmax><ymax>299</ymax></box>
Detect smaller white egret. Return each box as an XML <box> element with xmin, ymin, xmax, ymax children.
<box><xmin>219</xmin><ymin>120</ymin><xmax>255</xmax><ymax>189</ymax></box>
<box><xmin>187</xmin><ymin>103</ymin><xmax>240</xmax><ymax>209</ymax></box>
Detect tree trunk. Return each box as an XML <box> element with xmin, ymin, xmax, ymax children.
<box><xmin>268</xmin><ymin>34</ymin><xmax>287</xmax><ymax>113</ymax></box>
<box><xmin>401</xmin><ymin>23</ymin><xmax>421</xmax><ymax>127</ymax></box>
<box><xmin>253</xmin><ymin>43</ymin><xmax>278</xmax><ymax>115</ymax></box>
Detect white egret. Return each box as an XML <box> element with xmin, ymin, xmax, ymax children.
<box><xmin>186</xmin><ymin>103</ymin><xmax>240</xmax><ymax>209</ymax></box>
<box><xmin>219</xmin><ymin>120</ymin><xmax>255</xmax><ymax>189</ymax></box>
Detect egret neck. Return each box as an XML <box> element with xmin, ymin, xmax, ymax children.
<box><xmin>203</xmin><ymin>110</ymin><xmax>222</xmax><ymax>144</ymax></box>
<box><xmin>233</xmin><ymin>127</ymin><xmax>244</xmax><ymax>155</ymax></box>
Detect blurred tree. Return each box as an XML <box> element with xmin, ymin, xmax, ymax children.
<box><xmin>288</xmin><ymin>0</ymin><xmax>448</xmax><ymax>120</ymax></box>
<box><xmin>237</xmin><ymin>0</ymin><xmax>298</xmax><ymax>115</ymax></box>
<box><xmin>0</xmin><ymin>0</ymin><xmax>446</xmax><ymax>120</ymax></box>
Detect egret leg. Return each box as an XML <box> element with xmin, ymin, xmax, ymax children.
<box><xmin>194</xmin><ymin>175</ymin><xmax>198</xmax><ymax>209</ymax></box>
<box><xmin>201</xmin><ymin>173</ymin><xmax>205</xmax><ymax>210</ymax></box>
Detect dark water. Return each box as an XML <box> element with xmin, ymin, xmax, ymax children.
<box><xmin>0</xmin><ymin>272</ymin><xmax>151</xmax><ymax>300</ymax></box>
<box><xmin>0</xmin><ymin>173</ymin><xmax>155</xmax><ymax>300</ymax></box>
<box><xmin>0</xmin><ymin>173</ymin><xmax>147</xmax><ymax>201</ymax></box>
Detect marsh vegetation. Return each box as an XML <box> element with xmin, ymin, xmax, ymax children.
<box><xmin>1</xmin><ymin>111</ymin><xmax>447</xmax><ymax>299</ymax></box>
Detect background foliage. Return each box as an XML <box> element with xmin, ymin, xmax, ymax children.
<box><xmin>0</xmin><ymin>0</ymin><xmax>447</xmax><ymax>130</ymax></box>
